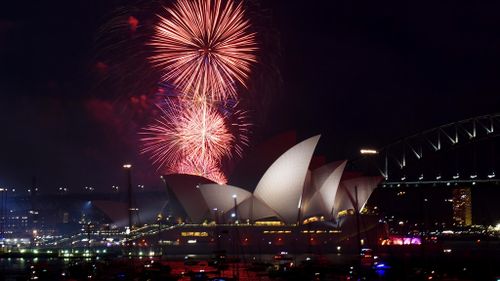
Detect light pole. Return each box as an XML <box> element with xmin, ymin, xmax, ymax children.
<box><xmin>356</xmin><ymin>148</ymin><xmax>378</xmax><ymax>257</ymax></box>
<box><xmin>157</xmin><ymin>213</ymin><xmax>163</xmax><ymax>253</ymax></box>
<box><xmin>160</xmin><ymin>176</ymin><xmax>172</xmax><ymax>220</ymax></box>
<box><xmin>0</xmin><ymin>188</ymin><xmax>6</xmax><ymax>239</ymax></box>
<box><xmin>213</xmin><ymin>208</ymin><xmax>218</xmax><ymax>224</ymax></box>
<box><xmin>231</xmin><ymin>194</ymin><xmax>239</xmax><ymax>280</ymax></box>
<box><xmin>232</xmin><ymin>194</ymin><xmax>238</xmax><ymax>224</ymax></box>
<box><xmin>123</xmin><ymin>164</ymin><xmax>133</xmax><ymax>232</ymax></box>
<box><xmin>354</xmin><ymin>185</ymin><xmax>362</xmax><ymax>257</ymax></box>
<box><xmin>213</xmin><ymin>208</ymin><xmax>220</xmax><ymax>251</ymax></box>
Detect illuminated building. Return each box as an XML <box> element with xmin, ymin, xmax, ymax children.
<box><xmin>452</xmin><ymin>187</ymin><xmax>472</xmax><ymax>226</ymax></box>
<box><xmin>165</xmin><ymin>135</ymin><xmax>383</xmax><ymax>225</ymax></box>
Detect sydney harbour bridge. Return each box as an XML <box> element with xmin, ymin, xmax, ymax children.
<box><xmin>353</xmin><ymin>113</ymin><xmax>500</xmax><ymax>187</ymax></box>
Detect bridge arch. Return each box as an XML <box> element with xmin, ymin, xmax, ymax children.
<box><xmin>353</xmin><ymin>113</ymin><xmax>500</xmax><ymax>185</ymax></box>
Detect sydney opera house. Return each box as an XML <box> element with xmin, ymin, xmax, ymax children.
<box><xmin>149</xmin><ymin>135</ymin><xmax>386</xmax><ymax>254</ymax></box>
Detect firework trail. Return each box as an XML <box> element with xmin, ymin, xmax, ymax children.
<box><xmin>149</xmin><ymin>0</ymin><xmax>257</xmax><ymax>101</ymax></box>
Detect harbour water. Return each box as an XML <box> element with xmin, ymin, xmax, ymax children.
<box><xmin>1</xmin><ymin>240</ymin><xmax>499</xmax><ymax>280</ymax></box>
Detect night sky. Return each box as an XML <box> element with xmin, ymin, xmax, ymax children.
<box><xmin>1</xmin><ymin>1</ymin><xmax>500</xmax><ymax>192</ymax></box>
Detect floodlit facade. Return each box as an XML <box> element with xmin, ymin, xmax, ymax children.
<box><xmin>253</xmin><ymin>135</ymin><xmax>321</xmax><ymax>224</ymax></box>
<box><xmin>167</xmin><ymin>135</ymin><xmax>383</xmax><ymax>225</ymax></box>
<box><xmin>164</xmin><ymin>174</ymin><xmax>214</xmax><ymax>223</ymax></box>
<box><xmin>333</xmin><ymin>175</ymin><xmax>384</xmax><ymax>218</ymax></box>
<box><xmin>452</xmin><ymin>187</ymin><xmax>472</xmax><ymax>226</ymax></box>
<box><xmin>302</xmin><ymin>160</ymin><xmax>347</xmax><ymax>220</ymax></box>
<box><xmin>199</xmin><ymin>184</ymin><xmax>278</xmax><ymax>222</ymax></box>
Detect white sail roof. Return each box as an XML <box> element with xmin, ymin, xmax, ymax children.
<box><xmin>253</xmin><ymin>135</ymin><xmax>321</xmax><ymax>224</ymax></box>
<box><xmin>166</xmin><ymin>135</ymin><xmax>381</xmax><ymax>225</ymax></box>
<box><xmin>199</xmin><ymin>184</ymin><xmax>281</xmax><ymax>221</ymax></box>
<box><xmin>333</xmin><ymin>175</ymin><xmax>383</xmax><ymax>217</ymax></box>
<box><xmin>199</xmin><ymin>184</ymin><xmax>252</xmax><ymax>214</ymax></box>
<box><xmin>164</xmin><ymin>174</ymin><xmax>213</xmax><ymax>223</ymax></box>
<box><xmin>302</xmin><ymin>160</ymin><xmax>347</xmax><ymax>219</ymax></box>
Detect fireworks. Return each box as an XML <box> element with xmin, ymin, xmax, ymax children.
<box><xmin>150</xmin><ymin>0</ymin><xmax>257</xmax><ymax>101</ymax></box>
<box><xmin>141</xmin><ymin>100</ymin><xmax>233</xmax><ymax>166</ymax></box>
<box><xmin>175</xmin><ymin>157</ymin><xmax>228</xmax><ymax>184</ymax></box>
<box><xmin>140</xmin><ymin>99</ymin><xmax>249</xmax><ymax>183</ymax></box>
<box><xmin>141</xmin><ymin>0</ymin><xmax>257</xmax><ymax>183</ymax></box>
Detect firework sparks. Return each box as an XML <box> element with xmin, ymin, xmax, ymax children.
<box><xmin>150</xmin><ymin>0</ymin><xmax>257</xmax><ymax>101</ymax></box>
<box><xmin>219</xmin><ymin>101</ymin><xmax>251</xmax><ymax>157</ymax></box>
<box><xmin>175</xmin><ymin>157</ymin><xmax>228</xmax><ymax>184</ymax></box>
<box><xmin>141</xmin><ymin>0</ymin><xmax>256</xmax><ymax>182</ymax></box>
<box><xmin>175</xmin><ymin>102</ymin><xmax>234</xmax><ymax>161</ymax></box>
<box><xmin>140</xmin><ymin>99</ymin><xmax>245</xmax><ymax>183</ymax></box>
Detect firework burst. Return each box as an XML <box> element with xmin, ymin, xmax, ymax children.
<box><xmin>140</xmin><ymin>0</ymin><xmax>257</xmax><ymax>183</ymax></box>
<box><xmin>149</xmin><ymin>0</ymin><xmax>257</xmax><ymax>101</ymax></box>
<box><xmin>140</xmin><ymin>98</ymin><xmax>248</xmax><ymax>183</ymax></box>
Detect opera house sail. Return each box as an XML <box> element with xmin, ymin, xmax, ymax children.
<box><xmin>163</xmin><ymin>134</ymin><xmax>382</xmax><ymax>225</ymax></box>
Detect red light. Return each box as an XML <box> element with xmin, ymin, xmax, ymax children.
<box><xmin>128</xmin><ymin>16</ymin><xmax>139</xmax><ymax>32</ymax></box>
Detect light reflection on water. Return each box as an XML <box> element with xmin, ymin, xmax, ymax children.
<box><xmin>1</xmin><ymin>257</ymin><xmax>67</xmax><ymax>280</ymax></box>
<box><xmin>0</xmin><ymin>255</ymin><xmax>353</xmax><ymax>280</ymax></box>
<box><xmin>1</xmin><ymin>257</ymin><xmax>27</xmax><ymax>271</ymax></box>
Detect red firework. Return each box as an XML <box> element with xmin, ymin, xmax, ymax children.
<box><xmin>149</xmin><ymin>0</ymin><xmax>257</xmax><ymax>101</ymax></box>
<box><xmin>175</xmin><ymin>157</ymin><xmax>228</xmax><ymax>184</ymax></box>
<box><xmin>140</xmin><ymin>99</ymin><xmax>246</xmax><ymax>183</ymax></box>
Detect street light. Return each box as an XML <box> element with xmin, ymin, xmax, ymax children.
<box><xmin>232</xmin><ymin>195</ymin><xmax>238</xmax><ymax>224</ymax></box>
<box><xmin>123</xmin><ymin>163</ymin><xmax>133</xmax><ymax>231</ymax></box>
<box><xmin>212</xmin><ymin>208</ymin><xmax>218</xmax><ymax>224</ymax></box>
<box><xmin>360</xmin><ymin>149</ymin><xmax>378</xmax><ymax>155</ymax></box>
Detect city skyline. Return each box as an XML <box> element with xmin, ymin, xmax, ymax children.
<box><xmin>1</xmin><ymin>2</ymin><xmax>500</xmax><ymax>279</ymax></box>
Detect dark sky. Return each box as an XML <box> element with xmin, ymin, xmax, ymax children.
<box><xmin>1</xmin><ymin>1</ymin><xmax>500</xmax><ymax>192</ymax></box>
